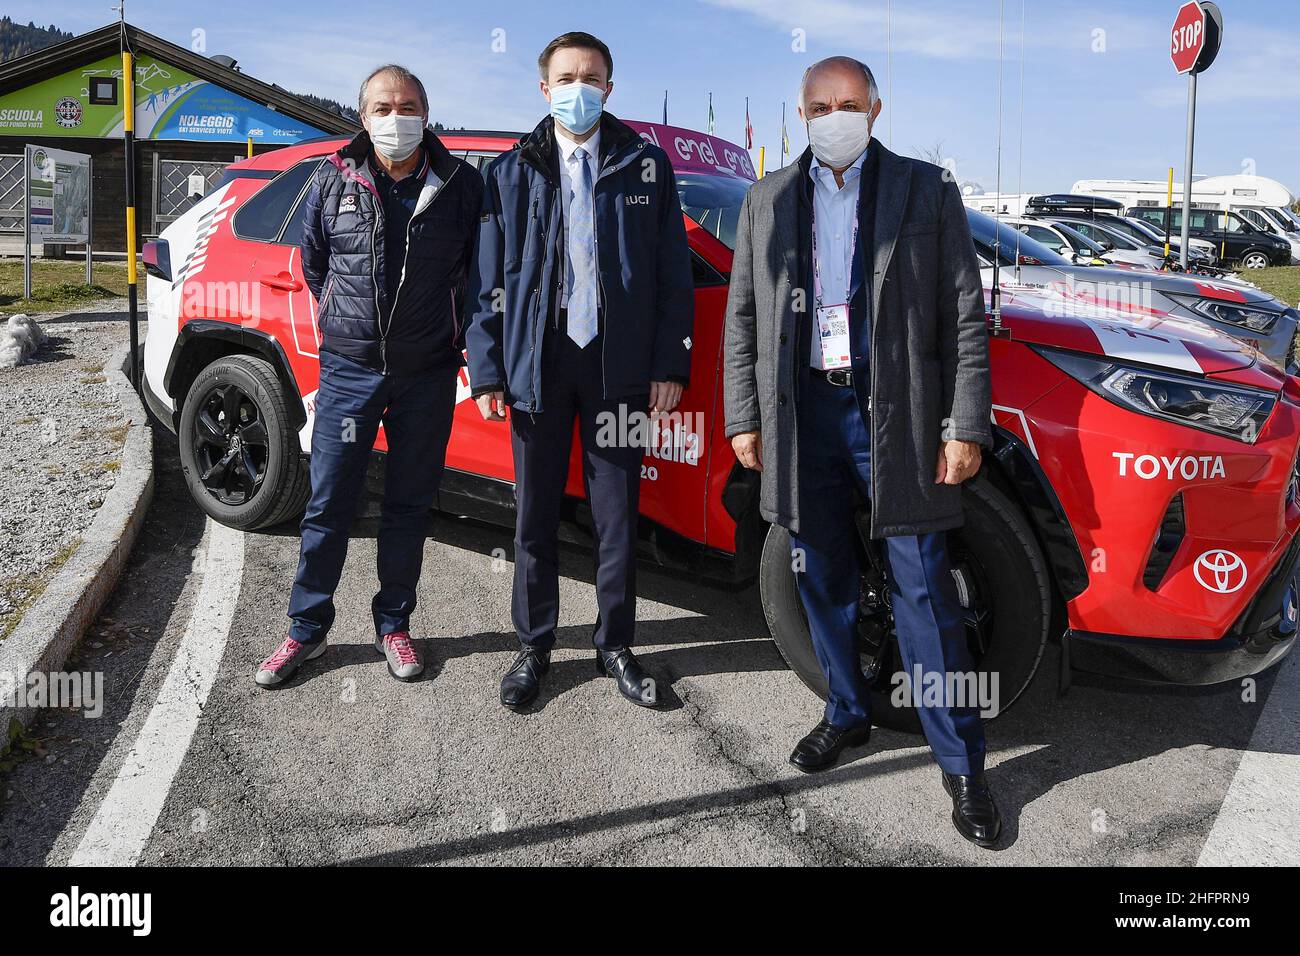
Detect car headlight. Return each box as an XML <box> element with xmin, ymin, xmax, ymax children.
<box><xmin>1035</xmin><ymin>348</ymin><xmax>1275</xmax><ymax>443</ymax></box>
<box><xmin>1164</xmin><ymin>292</ymin><xmax>1283</xmax><ymax>332</ymax></box>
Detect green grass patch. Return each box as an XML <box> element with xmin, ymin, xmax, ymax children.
<box><xmin>1249</xmin><ymin>266</ymin><xmax>1300</xmax><ymax>308</ymax></box>
<box><xmin>0</xmin><ymin>259</ymin><xmax>130</xmax><ymax>312</ymax></box>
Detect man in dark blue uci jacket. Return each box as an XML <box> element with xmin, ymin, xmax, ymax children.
<box><xmin>255</xmin><ymin>65</ymin><xmax>482</xmax><ymax>689</ymax></box>
<box><xmin>467</xmin><ymin>32</ymin><xmax>694</xmax><ymax>712</ymax></box>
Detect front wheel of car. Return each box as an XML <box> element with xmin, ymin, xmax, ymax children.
<box><xmin>759</xmin><ymin>477</ymin><xmax>1052</xmax><ymax>733</ymax></box>
<box><xmin>1241</xmin><ymin>251</ymin><xmax>1271</xmax><ymax>269</ymax></box>
<box><xmin>178</xmin><ymin>354</ymin><xmax>310</xmax><ymax>531</ymax></box>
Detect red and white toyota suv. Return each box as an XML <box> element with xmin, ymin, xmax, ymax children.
<box><xmin>141</xmin><ymin>123</ymin><xmax>1300</xmax><ymax>729</ymax></box>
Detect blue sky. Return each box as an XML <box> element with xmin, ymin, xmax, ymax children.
<box><xmin>22</xmin><ymin>0</ymin><xmax>1300</xmax><ymax>194</ymax></box>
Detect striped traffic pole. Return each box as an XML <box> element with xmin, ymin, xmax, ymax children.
<box><xmin>122</xmin><ymin>44</ymin><xmax>140</xmax><ymax>392</ymax></box>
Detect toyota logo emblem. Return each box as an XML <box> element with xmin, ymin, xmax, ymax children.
<box><xmin>1193</xmin><ymin>549</ymin><xmax>1248</xmax><ymax>594</ymax></box>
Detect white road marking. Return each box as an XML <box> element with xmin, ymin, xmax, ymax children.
<box><xmin>69</xmin><ymin>519</ymin><xmax>244</xmax><ymax>866</ymax></box>
<box><xmin>1197</xmin><ymin>650</ymin><xmax>1300</xmax><ymax>865</ymax></box>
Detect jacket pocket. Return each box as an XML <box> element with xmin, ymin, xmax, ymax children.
<box><xmin>317</xmin><ymin>275</ymin><xmax>337</xmax><ymax>316</ymax></box>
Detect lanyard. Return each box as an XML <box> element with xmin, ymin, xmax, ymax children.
<box><xmin>811</xmin><ymin>190</ymin><xmax>859</xmax><ymax>308</ymax></box>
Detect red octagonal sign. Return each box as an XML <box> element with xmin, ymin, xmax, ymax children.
<box><xmin>1171</xmin><ymin>1</ymin><xmax>1206</xmax><ymax>74</ymax></box>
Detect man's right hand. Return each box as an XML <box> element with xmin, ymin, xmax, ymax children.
<box><xmin>475</xmin><ymin>391</ymin><xmax>507</xmax><ymax>422</ymax></box>
<box><xmin>731</xmin><ymin>431</ymin><xmax>763</xmax><ymax>471</ymax></box>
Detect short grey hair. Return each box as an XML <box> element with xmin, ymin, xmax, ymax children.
<box><xmin>799</xmin><ymin>56</ymin><xmax>879</xmax><ymax>110</ymax></box>
<box><xmin>358</xmin><ymin>64</ymin><xmax>428</xmax><ymax>115</ymax></box>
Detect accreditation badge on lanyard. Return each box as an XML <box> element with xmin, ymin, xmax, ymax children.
<box><xmin>812</xmin><ymin>206</ymin><xmax>856</xmax><ymax>371</ymax></box>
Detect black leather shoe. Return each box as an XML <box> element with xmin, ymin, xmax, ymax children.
<box><xmin>500</xmin><ymin>647</ymin><xmax>550</xmax><ymax>712</ymax></box>
<box><xmin>942</xmin><ymin>771</ymin><xmax>1002</xmax><ymax>848</ymax></box>
<box><xmin>595</xmin><ymin>648</ymin><xmax>660</xmax><ymax>707</ymax></box>
<box><xmin>788</xmin><ymin>719</ymin><xmax>871</xmax><ymax>773</ymax></box>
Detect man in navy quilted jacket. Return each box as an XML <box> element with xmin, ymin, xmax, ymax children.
<box><xmin>255</xmin><ymin>65</ymin><xmax>482</xmax><ymax>688</ymax></box>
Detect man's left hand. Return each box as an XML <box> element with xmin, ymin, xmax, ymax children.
<box><xmin>935</xmin><ymin>440</ymin><xmax>982</xmax><ymax>485</ymax></box>
<box><xmin>649</xmin><ymin>381</ymin><xmax>683</xmax><ymax>415</ymax></box>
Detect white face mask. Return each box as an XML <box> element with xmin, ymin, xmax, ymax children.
<box><xmin>807</xmin><ymin>109</ymin><xmax>871</xmax><ymax>170</ymax></box>
<box><xmin>368</xmin><ymin>113</ymin><xmax>425</xmax><ymax>162</ymax></box>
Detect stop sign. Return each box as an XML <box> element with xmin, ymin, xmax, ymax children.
<box><xmin>1171</xmin><ymin>1</ymin><xmax>1206</xmax><ymax>74</ymax></box>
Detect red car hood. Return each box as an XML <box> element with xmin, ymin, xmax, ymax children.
<box><xmin>991</xmin><ymin>286</ymin><xmax>1282</xmax><ymax>390</ymax></box>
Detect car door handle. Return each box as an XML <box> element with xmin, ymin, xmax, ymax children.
<box><xmin>259</xmin><ymin>272</ymin><xmax>303</xmax><ymax>292</ymax></box>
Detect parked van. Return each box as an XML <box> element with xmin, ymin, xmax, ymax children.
<box><xmin>1127</xmin><ymin>207</ymin><xmax>1292</xmax><ymax>269</ymax></box>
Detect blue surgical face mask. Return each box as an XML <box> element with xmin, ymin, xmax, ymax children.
<box><xmin>548</xmin><ymin>81</ymin><xmax>605</xmax><ymax>135</ymax></box>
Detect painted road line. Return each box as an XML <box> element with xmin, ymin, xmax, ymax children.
<box><xmin>1197</xmin><ymin>650</ymin><xmax>1300</xmax><ymax>866</ymax></box>
<box><xmin>69</xmin><ymin>519</ymin><xmax>245</xmax><ymax>867</ymax></box>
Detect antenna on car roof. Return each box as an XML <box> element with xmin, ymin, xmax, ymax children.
<box><xmin>988</xmin><ymin>0</ymin><xmax>1007</xmax><ymax>335</ymax></box>
<box><xmin>1013</xmin><ymin>0</ymin><xmax>1025</xmax><ymax>284</ymax></box>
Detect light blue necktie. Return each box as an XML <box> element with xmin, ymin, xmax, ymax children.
<box><xmin>567</xmin><ymin>146</ymin><xmax>598</xmax><ymax>348</ymax></box>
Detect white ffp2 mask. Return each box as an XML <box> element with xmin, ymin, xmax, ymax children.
<box><xmin>807</xmin><ymin>109</ymin><xmax>871</xmax><ymax>170</ymax></box>
<box><xmin>368</xmin><ymin>113</ymin><xmax>425</xmax><ymax>162</ymax></box>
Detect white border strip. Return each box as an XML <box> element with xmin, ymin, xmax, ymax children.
<box><xmin>1197</xmin><ymin>651</ymin><xmax>1300</xmax><ymax>866</ymax></box>
<box><xmin>69</xmin><ymin>519</ymin><xmax>244</xmax><ymax>867</ymax></box>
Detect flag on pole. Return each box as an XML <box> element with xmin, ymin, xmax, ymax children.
<box><xmin>707</xmin><ymin>93</ymin><xmax>715</xmax><ymax>135</ymax></box>
<box><xmin>744</xmin><ymin>97</ymin><xmax>753</xmax><ymax>149</ymax></box>
<box><xmin>780</xmin><ymin>101</ymin><xmax>789</xmax><ymax>165</ymax></box>
<box><xmin>662</xmin><ymin>89</ymin><xmax>668</xmax><ymax>125</ymax></box>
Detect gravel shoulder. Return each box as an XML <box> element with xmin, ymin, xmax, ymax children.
<box><xmin>0</xmin><ymin>300</ymin><xmax>131</xmax><ymax>639</ymax></box>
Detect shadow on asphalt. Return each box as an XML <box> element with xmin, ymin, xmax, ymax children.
<box><xmin>0</xmin><ymin>416</ymin><xmax>1288</xmax><ymax>863</ymax></box>
<box><xmin>0</xmin><ymin>423</ymin><xmax>206</xmax><ymax>864</ymax></box>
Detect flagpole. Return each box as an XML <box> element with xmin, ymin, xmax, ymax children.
<box><xmin>780</xmin><ymin>101</ymin><xmax>787</xmax><ymax>168</ymax></box>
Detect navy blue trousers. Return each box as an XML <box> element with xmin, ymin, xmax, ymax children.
<box><xmin>791</xmin><ymin>372</ymin><xmax>986</xmax><ymax>776</ymax></box>
<box><xmin>510</xmin><ymin>330</ymin><xmax>645</xmax><ymax>651</ymax></box>
<box><xmin>287</xmin><ymin>348</ymin><xmax>458</xmax><ymax>644</ymax></box>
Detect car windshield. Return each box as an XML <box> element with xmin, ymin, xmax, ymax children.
<box><xmin>1275</xmin><ymin>206</ymin><xmax>1300</xmax><ymax>231</ymax></box>
<box><xmin>1055</xmin><ymin>222</ymin><xmax>1106</xmax><ymax>254</ymax></box>
<box><xmin>674</xmin><ymin>173</ymin><xmax>752</xmax><ymax>249</ymax></box>
<box><xmin>1090</xmin><ymin>224</ymin><xmax>1142</xmax><ymax>250</ymax></box>
<box><xmin>1123</xmin><ymin>216</ymin><xmax>1166</xmax><ymax>243</ymax></box>
<box><xmin>966</xmin><ymin>209</ymin><xmax>1072</xmax><ymax>266</ymax></box>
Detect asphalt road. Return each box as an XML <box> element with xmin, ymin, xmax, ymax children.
<box><xmin>2</xmin><ymin>420</ymin><xmax>1298</xmax><ymax>866</ymax></box>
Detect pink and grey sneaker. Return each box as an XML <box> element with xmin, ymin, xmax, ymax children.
<box><xmin>255</xmin><ymin>635</ymin><xmax>327</xmax><ymax>688</ymax></box>
<box><xmin>376</xmin><ymin>631</ymin><xmax>424</xmax><ymax>681</ymax></box>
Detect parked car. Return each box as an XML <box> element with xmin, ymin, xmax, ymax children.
<box><xmin>1000</xmin><ymin>216</ymin><xmax>1133</xmax><ymax>268</ymax></box>
<box><xmin>969</xmin><ymin>209</ymin><xmax>1300</xmax><ymax>369</ymax></box>
<box><xmin>1236</xmin><ymin>206</ymin><xmax>1300</xmax><ymax>265</ymax></box>
<box><xmin>1023</xmin><ymin>194</ymin><xmax>1216</xmax><ymax>264</ymax></box>
<box><xmin>1128</xmin><ymin>206</ymin><xmax>1292</xmax><ymax>269</ymax></box>
<box><xmin>140</xmin><ymin>125</ymin><xmax>1300</xmax><ymax>731</ymax></box>
<box><xmin>1048</xmin><ymin>217</ymin><xmax>1167</xmax><ymax>268</ymax></box>
<box><xmin>1119</xmin><ymin>214</ymin><xmax>1218</xmax><ymax>264</ymax></box>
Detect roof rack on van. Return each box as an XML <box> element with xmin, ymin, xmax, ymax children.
<box><xmin>1025</xmin><ymin>193</ymin><xmax>1125</xmax><ymax>214</ymax></box>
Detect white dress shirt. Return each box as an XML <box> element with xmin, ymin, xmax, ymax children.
<box><xmin>808</xmin><ymin>148</ymin><xmax>867</xmax><ymax>370</ymax></box>
<box><xmin>557</xmin><ymin>127</ymin><xmax>601</xmax><ymax>309</ymax></box>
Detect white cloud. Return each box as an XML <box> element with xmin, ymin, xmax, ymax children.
<box><xmin>214</xmin><ymin>22</ymin><xmax>543</xmax><ymax>131</ymax></box>
<box><xmin>700</xmin><ymin>0</ymin><xmax>1166</xmax><ymax>61</ymax></box>
<box><xmin>1142</xmin><ymin>23</ymin><xmax>1300</xmax><ymax>108</ymax></box>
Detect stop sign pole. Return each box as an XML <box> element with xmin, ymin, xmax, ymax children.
<box><xmin>1171</xmin><ymin>1</ymin><xmax>1223</xmax><ymax>269</ymax></box>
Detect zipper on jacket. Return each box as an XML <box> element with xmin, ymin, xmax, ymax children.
<box><xmin>318</xmin><ymin>275</ymin><xmax>336</xmax><ymax>314</ymax></box>
<box><xmin>383</xmin><ymin>162</ymin><xmax>460</xmax><ymax>374</ymax></box>
<box><xmin>370</xmin><ymin>198</ymin><xmax>383</xmax><ymax>373</ymax></box>
<box><xmin>527</xmin><ymin>188</ymin><xmax>551</xmax><ymax>411</ymax></box>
